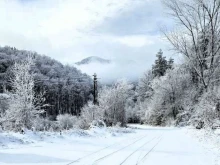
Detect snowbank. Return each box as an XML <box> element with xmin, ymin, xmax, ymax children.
<box><xmin>0</xmin><ymin>127</ymin><xmax>134</xmax><ymax>149</ymax></box>
<box><xmin>0</xmin><ymin>93</ymin><xmax>10</xmax><ymax>99</ymax></box>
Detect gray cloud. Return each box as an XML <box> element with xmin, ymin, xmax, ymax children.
<box><xmin>92</xmin><ymin>0</ymin><xmax>174</xmax><ymax>36</ymax></box>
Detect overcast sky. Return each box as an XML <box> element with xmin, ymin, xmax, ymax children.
<box><xmin>0</xmin><ymin>0</ymin><xmax>176</xmax><ymax>82</ymax></box>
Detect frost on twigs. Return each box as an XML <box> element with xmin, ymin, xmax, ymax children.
<box><xmin>90</xmin><ymin>120</ymin><xmax>106</xmax><ymax>129</ymax></box>
<box><xmin>1</xmin><ymin>55</ymin><xmax>45</xmax><ymax>131</ymax></box>
<box><xmin>57</xmin><ymin>114</ymin><xmax>78</xmax><ymax>130</ymax></box>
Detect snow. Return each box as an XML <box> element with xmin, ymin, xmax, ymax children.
<box><xmin>0</xmin><ymin>93</ymin><xmax>10</xmax><ymax>99</ymax></box>
<box><xmin>184</xmin><ymin>127</ymin><xmax>220</xmax><ymax>165</ymax></box>
<box><xmin>0</xmin><ymin>125</ymin><xmax>219</xmax><ymax>165</ymax></box>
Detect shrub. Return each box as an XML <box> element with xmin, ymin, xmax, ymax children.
<box><xmin>32</xmin><ymin>117</ymin><xmax>59</xmax><ymax>131</ymax></box>
<box><xmin>57</xmin><ymin>114</ymin><xmax>78</xmax><ymax>130</ymax></box>
<box><xmin>90</xmin><ymin>120</ymin><xmax>106</xmax><ymax>129</ymax></box>
<box><xmin>79</xmin><ymin>102</ymin><xmax>104</xmax><ymax>129</ymax></box>
<box><xmin>190</xmin><ymin>89</ymin><xmax>220</xmax><ymax>128</ymax></box>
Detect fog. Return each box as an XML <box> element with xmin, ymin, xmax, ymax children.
<box><xmin>75</xmin><ymin>59</ymin><xmax>153</xmax><ymax>84</ymax></box>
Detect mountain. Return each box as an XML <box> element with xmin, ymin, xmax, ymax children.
<box><xmin>75</xmin><ymin>56</ymin><xmax>111</xmax><ymax>65</ymax></box>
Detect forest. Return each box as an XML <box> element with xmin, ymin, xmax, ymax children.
<box><xmin>0</xmin><ymin>46</ymin><xmax>93</xmax><ymax>130</ymax></box>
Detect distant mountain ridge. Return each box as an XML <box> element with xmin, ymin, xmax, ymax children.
<box><xmin>75</xmin><ymin>56</ymin><xmax>111</xmax><ymax>65</ymax></box>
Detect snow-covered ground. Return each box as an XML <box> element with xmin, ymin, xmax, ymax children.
<box><xmin>184</xmin><ymin>127</ymin><xmax>220</xmax><ymax>165</ymax></box>
<box><xmin>0</xmin><ymin>125</ymin><xmax>219</xmax><ymax>165</ymax></box>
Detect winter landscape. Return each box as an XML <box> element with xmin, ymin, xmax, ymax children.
<box><xmin>0</xmin><ymin>0</ymin><xmax>220</xmax><ymax>164</ymax></box>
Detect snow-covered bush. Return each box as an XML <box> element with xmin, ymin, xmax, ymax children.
<box><xmin>90</xmin><ymin>120</ymin><xmax>106</xmax><ymax>129</ymax></box>
<box><xmin>175</xmin><ymin>111</ymin><xmax>192</xmax><ymax>127</ymax></box>
<box><xmin>191</xmin><ymin>89</ymin><xmax>220</xmax><ymax>128</ymax></box>
<box><xmin>32</xmin><ymin>117</ymin><xmax>59</xmax><ymax>131</ymax></box>
<box><xmin>79</xmin><ymin>102</ymin><xmax>104</xmax><ymax>129</ymax></box>
<box><xmin>57</xmin><ymin>114</ymin><xmax>78</xmax><ymax>130</ymax></box>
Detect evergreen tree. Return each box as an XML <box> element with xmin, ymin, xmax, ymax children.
<box><xmin>152</xmin><ymin>49</ymin><xmax>174</xmax><ymax>77</ymax></box>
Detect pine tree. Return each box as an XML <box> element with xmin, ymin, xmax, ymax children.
<box><xmin>152</xmin><ymin>49</ymin><xmax>174</xmax><ymax>77</ymax></box>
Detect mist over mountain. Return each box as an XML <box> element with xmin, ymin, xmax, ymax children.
<box><xmin>74</xmin><ymin>56</ymin><xmax>145</xmax><ymax>84</ymax></box>
<box><xmin>75</xmin><ymin>56</ymin><xmax>111</xmax><ymax>65</ymax></box>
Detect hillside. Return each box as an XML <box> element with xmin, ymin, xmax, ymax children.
<box><xmin>0</xmin><ymin>46</ymin><xmax>93</xmax><ymax>119</ymax></box>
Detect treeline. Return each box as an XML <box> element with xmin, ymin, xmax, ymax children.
<box><xmin>0</xmin><ymin>46</ymin><xmax>138</xmax><ymax>131</ymax></box>
<box><xmin>0</xmin><ymin>46</ymin><xmax>93</xmax><ymax>120</ymax></box>
<box><xmin>134</xmin><ymin>0</ymin><xmax>220</xmax><ymax>129</ymax></box>
<box><xmin>0</xmin><ymin>53</ymin><xmax>136</xmax><ymax>131</ymax></box>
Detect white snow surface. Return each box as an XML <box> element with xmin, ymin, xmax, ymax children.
<box><xmin>0</xmin><ymin>125</ymin><xmax>219</xmax><ymax>165</ymax></box>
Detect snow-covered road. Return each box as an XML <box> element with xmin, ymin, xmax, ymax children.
<box><xmin>0</xmin><ymin>125</ymin><xmax>218</xmax><ymax>165</ymax></box>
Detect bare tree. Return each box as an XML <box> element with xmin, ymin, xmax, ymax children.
<box><xmin>162</xmin><ymin>0</ymin><xmax>220</xmax><ymax>89</ymax></box>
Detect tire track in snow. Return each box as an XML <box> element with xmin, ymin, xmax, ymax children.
<box><xmin>66</xmin><ymin>133</ymin><xmax>148</xmax><ymax>165</ymax></box>
<box><xmin>120</xmin><ymin>135</ymin><xmax>163</xmax><ymax>165</ymax></box>
<box><xmin>119</xmin><ymin>136</ymin><xmax>157</xmax><ymax>165</ymax></box>
<box><xmin>92</xmin><ymin>134</ymin><xmax>150</xmax><ymax>165</ymax></box>
<box><xmin>136</xmin><ymin>136</ymin><xmax>163</xmax><ymax>165</ymax></box>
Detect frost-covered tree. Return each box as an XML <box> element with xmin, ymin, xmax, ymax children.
<box><xmin>98</xmin><ymin>80</ymin><xmax>133</xmax><ymax>127</ymax></box>
<box><xmin>144</xmin><ymin>66</ymin><xmax>193</xmax><ymax>125</ymax></box>
<box><xmin>162</xmin><ymin>0</ymin><xmax>220</xmax><ymax>90</ymax></box>
<box><xmin>79</xmin><ymin>80</ymin><xmax>135</xmax><ymax>128</ymax></box>
<box><xmin>137</xmin><ymin>70</ymin><xmax>154</xmax><ymax>102</ymax></box>
<box><xmin>3</xmin><ymin>56</ymin><xmax>44</xmax><ymax>130</ymax></box>
<box><xmin>126</xmin><ymin>102</ymin><xmax>141</xmax><ymax>123</ymax></box>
